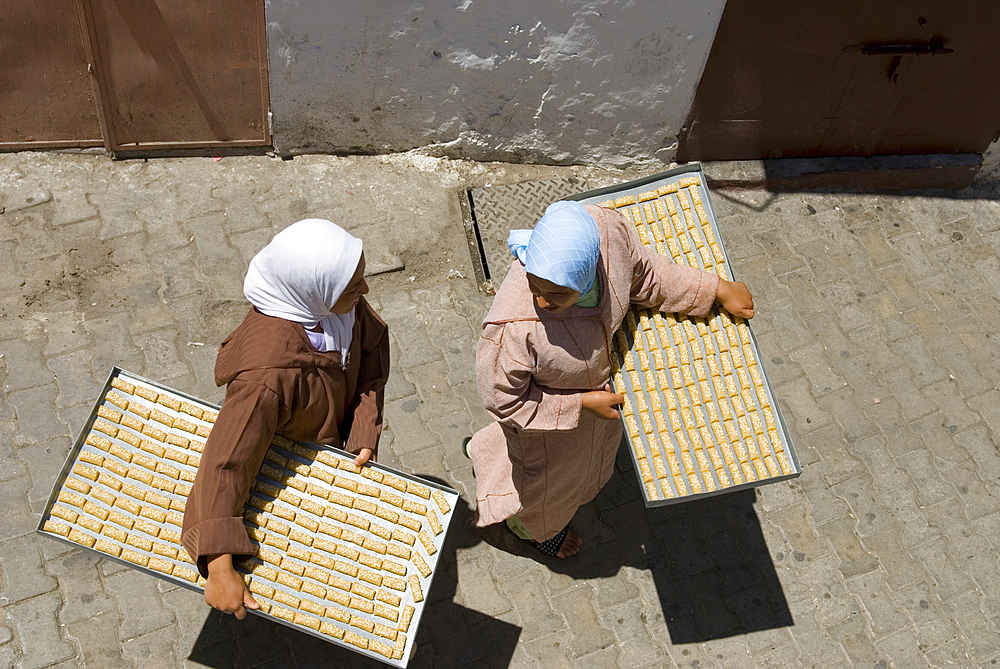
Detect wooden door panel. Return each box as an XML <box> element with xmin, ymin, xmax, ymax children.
<box><xmin>0</xmin><ymin>3</ymin><xmax>102</xmax><ymax>148</ymax></box>
<box><xmin>680</xmin><ymin>0</ymin><xmax>1000</xmax><ymax>161</ymax></box>
<box><xmin>819</xmin><ymin>51</ymin><xmax>909</xmax><ymax>154</ymax></box>
<box><xmin>81</xmin><ymin>0</ymin><xmax>269</xmax><ymax>150</ymax></box>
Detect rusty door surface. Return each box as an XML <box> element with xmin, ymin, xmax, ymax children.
<box><xmin>678</xmin><ymin>0</ymin><xmax>1000</xmax><ymax>161</ymax></box>
<box><xmin>0</xmin><ymin>3</ymin><xmax>103</xmax><ymax>149</ymax></box>
<box><xmin>79</xmin><ymin>0</ymin><xmax>270</xmax><ymax>152</ymax></box>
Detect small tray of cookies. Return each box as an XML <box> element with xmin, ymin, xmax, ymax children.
<box><xmin>37</xmin><ymin>367</ymin><xmax>458</xmax><ymax>666</ymax></box>
<box><xmin>569</xmin><ymin>164</ymin><xmax>801</xmax><ymax>506</ymax></box>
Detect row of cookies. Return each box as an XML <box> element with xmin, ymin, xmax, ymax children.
<box><xmin>238</xmin><ymin>558</ymin><xmax>413</xmax><ymax>660</ymax></box>
<box><xmin>51</xmin><ymin>441</ymin><xmax>426</xmax><ymax>664</ymax></box>
<box><xmin>247</xmin><ymin>464</ymin><xmax>438</xmax><ymax>588</ymax></box>
<box><xmin>240</xmin><ymin>442</ymin><xmax>453</xmax><ymax>653</ymax></box>
<box><xmin>81</xmin><ymin>431</ymin><xmax>196</xmax><ymax>499</ymax></box>
<box><xmin>243</xmin><ymin>494</ymin><xmax>424</xmax><ymax>587</ymax></box>
<box><xmin>632</xmin><ymin>200</ymin><xmax>726</xmax><ymax>277</ymax></box>
<box><xmin>44</xmin><ymin>478</ymin><xmax>203</xmax><ymax>584</ymax></box>
<box><xmin>601</xmin><ymin>178</ymin><xmax>727</xmax><ymax>278</ymax></box>
<box><xmin>613</xmin><ymin>349</ymin><xmax>729</xmax><ymax>499</ymax></box>
<box><xmin>44</xmin><ymin>403</ymin><xmax>204</xmax><ymax>578</ymax></box>
<box><xmin>626</xmin><ymin>304</ymin><xmax>787</xmax><ymax>470</ymax></box>
<box><xmin>238</xmin><ymin>483</ymin><xmax>440</xmax><ymax>657</ymax></box>
<box><xmin>232</xmin><ymin>434</ymin><xmax>450</xmax><ymax>659</ymax></box>
<box><xmin>100</xmin><ymin>380</ymin><xmax>215</xmax><ymax>457</ymax></box>
<box><xmin>615</xmin><ymin>354</ymin><xmax>787</xmax><ymax>501</ymax></box>
<box><xmin>632</xmin><ymin>311</ymin><xmax>791</xmax><ymax>468</ymax></box>
<box><xmin>261</xmin><ymin>441</ymin><xmax>449</xmax><ymax>551</ymax></box>
<box><xmin>235</xmin><ymin>527</ymin><xmax>419</xmax><ymax>656</ymax></box>
<box><xmin>705</xmin><ymin>311</ymin><xmax>794</xmax><ymax>472</ymax></box>
<box><xmin>47</xmin><ymin>442</ymin><xmax>417</xmax><ymax>663</ymax></box>
<box><xmin>614</xmin><ymin>310</ymin><xmax>793</xmax><ymax>497</ymax></box>
<box><xmin>110</xmin><ymin>377</ymin><xmax>218</xmax><ymax>425</ymax></box>
<box><xmin>107</xmin><ymin>377</ymin><xmax>217</xmax><ymax>445</ymax></box>
<box><xmin>263</xmin><ymin>440</ymin><xmax>451</xmax><ymax>519</ymax></box>
<box><xmin>609</xmin><ymin>229</ymin><xmax>736</xmax><ymax>500</ymax></box>
<box><xmin>600</xmin><ymin>173</ymin><xmax>699</xmax><ymax>210</ymax></box>
<box><xmin>239</xmin><ymin>566</ymin><xmax>411</xmax><ymax>662</ymax></box>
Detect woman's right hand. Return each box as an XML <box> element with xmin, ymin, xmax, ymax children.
<box><xmin>204</xmin><ymin>554</ymin><xmax>259</xmax><ymax>619</ymax></box>
<box><xmin>582</xmin><ymin>384</ymin><xmax>624</xmax><ymax>420</ymax></box>
<box><xmin>716</xmin><ymin>279</ymin><xmax>755</xmax><ymax>319</ymax></box>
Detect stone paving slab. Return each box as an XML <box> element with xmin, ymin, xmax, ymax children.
<box><xmin>2</xmin><ymin>151</ymin><xmax>1000</xmax><ymax>668</ymax></box>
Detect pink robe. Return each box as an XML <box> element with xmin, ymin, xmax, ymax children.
<box><xmin>470</xmin><ymin>205</ymin><xmax>720</xmax><ymax>542</ymax></box>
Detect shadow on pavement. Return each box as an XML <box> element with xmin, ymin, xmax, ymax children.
<box><xmin>477</xmin><ymin>442</ymin><xmax>793</xmax><ymax>646</ymax></box>
<box><xmin>188</xmin><ymin>494</ymin><xmax>520</xmax><ymax>669</ymax></box>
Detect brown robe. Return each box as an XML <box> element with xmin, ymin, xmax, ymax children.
<box><xmin>470</xmin><ymin>205</ymin><xmax>719</xmax><ymax>542</ymax></box>
<box><xmin>181</xmin><ymin>298</ymin><xmax>389</xmax><ymax>574</ymax></box>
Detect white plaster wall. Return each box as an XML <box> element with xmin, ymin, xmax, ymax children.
<box><xmin>976</xmin><ymin>137</ymin><xmax>1000</xmax><ymax>190</ymax></box>
<box><xmin>264</xmin><ymin>0</ymin><xmax>725</xmax><ymax>166</ymax></box>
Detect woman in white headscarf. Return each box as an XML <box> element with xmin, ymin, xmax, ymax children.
<box><xmin>182</xmin><ymin>219</ymin><xmax>389</xmax><ymax>618</ymax></box>
<box><xmin>466</xmin><ymin>201</ymin><xmax>753</xmax><ymax>558</ymax></box>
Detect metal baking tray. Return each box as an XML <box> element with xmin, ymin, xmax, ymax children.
<box><xmin>37</xmin><ymin>367</ymin><xmax>458</xmax><ymax>666</ymax></box>
<box><xmin>569</xmin><ymin>163</ymin><xmax>801</xmax><ymax>506</ymax></box>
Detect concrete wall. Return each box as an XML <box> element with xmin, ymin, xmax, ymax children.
<box><xmin>977</xmin><ymin>138</ymin><xmax>1000</xmax><ymax>190</ymax></box>
<box><xmin>264</xmin><ymin>0</ymin><xmax>725</xmax><ymax>167</ymax></box>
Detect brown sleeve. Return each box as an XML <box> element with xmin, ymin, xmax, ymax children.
<box><xmin>342</xmin><ymin>301</ymin><xmax>390</xmax><ymax>458</ymax></box>
<box><xmin>181</xmin><ymin>375</ymin><xmax>281</xmax><ymax>576</ymax></box>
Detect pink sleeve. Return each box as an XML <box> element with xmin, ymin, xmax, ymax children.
<box><xmin>623</xmin><ymin>214</ymin><xmax>720</xmax><ymax>316</ymax></box>
<box><xmin>476</xmin><ymin>322</ymin><xmax>583</xmax><ymax>432</ymax></box>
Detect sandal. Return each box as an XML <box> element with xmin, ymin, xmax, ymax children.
<box><xmin>532</xmin><ymin>528</ymin><xmax>570</xmax><ymax>558</ymax></box>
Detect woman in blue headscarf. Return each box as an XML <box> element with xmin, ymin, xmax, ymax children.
<box><xmin>466</xmin><ymin>201</ymin><xmax>753</xmax><ymax>557</ymax></box>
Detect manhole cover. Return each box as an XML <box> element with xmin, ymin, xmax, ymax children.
<box><xmin>462</xmin><ymin>177</ymin><xmax>589</xmax><ymax>292</ymax></box>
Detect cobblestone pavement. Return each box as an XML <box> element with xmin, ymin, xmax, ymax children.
<box><xmin>3</xmin><ymin>152</ymin><xmax>1000</xmax><ymax>668</ymax></box>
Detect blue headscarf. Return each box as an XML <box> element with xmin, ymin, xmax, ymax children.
<box><xmin>507</xmin><ymin>201</ymin><xmax>600</xmax><ymax>294</ymax></box>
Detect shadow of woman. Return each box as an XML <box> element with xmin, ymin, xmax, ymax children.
<box><xmin>188</xmin><ymin>494</ymin><xmax>520</xmax><ymax>669</ymax></box>
<box><xmin>474</xmin><ymin>441</ymin><xmax>794</xmax><ymax>645</ymax></box>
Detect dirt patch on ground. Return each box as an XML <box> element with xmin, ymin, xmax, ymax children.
<box><xmin>9</xmin><ymin>208</ymin><xmax>122</xmax><ymax>316</ymax></box>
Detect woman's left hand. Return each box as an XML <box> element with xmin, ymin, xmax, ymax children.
<box><xmin>582</xmin><ymin>383</ymin><xmax>625</xmax><ymax>420</ymax></box>
<box><xmin>716</xmin><ymin>279</ymin><xmax>755</xmax><ymax>319</ymax></box>
<box><xmin>354</xmin><ymin>448</ymin><xmax>373</xmax><ymax>467</ymax></box>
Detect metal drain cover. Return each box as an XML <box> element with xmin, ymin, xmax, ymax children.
<box><xmin>463</xmin><ymin>177</ymin><xmax>589</xmax><ymax>292</ymax></box>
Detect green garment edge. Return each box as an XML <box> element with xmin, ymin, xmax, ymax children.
<box><xmin>505</xmin><ymin>515</ymin><xmax>534</xmax><ymax>541</ymax></box>
<box><xmin>574</xmin><ymin>280</ymin><xmax>601</xmax><ymax>308</ymax></box>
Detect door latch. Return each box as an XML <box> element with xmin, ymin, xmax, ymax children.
<box><xmin>855</xmin><ymin>38</ymin><xmax>953</xmax><ymax>56</ymax></box>
<box><xmin>845</xmin><ymin>39</ymin><xmax>952</xmax><ymax>82</ymax></box>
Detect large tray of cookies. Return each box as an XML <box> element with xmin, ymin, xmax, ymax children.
<box><xmin>569</xmin><ymin>164</ymin><xmax>801</xmax><ymax>506</ymax></box>
<box><xmin>37</xmin><ymin>367</ymin><xmax>458</xmax><ymax>666</ymax></box>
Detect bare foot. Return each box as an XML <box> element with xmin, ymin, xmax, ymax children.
<box><xmin>557</xmin><ymin>529</ymin><xmax>584</xmax><ymax>558</ymax></box>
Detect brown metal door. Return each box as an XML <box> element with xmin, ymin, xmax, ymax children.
<box><xmin>79</xmin><ymin>0</ymin><xmax>270</xmax><ymax>152</ymax></box>
<box><xmin>0</xmin><ymin>3</ymin><xmax>103</xmax><ymax>149</ymax></box>
<box><xmin>678</xmin><ymin>0</ymin><xmax>1000</xmax><ymax>160</ymax></box>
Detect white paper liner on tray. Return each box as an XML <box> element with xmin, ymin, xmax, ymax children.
<box><xmin>38</xmin><ymin>368</ymin><xmax>458</xmax><ymax>667</ymax></box>
<box><xmin>571</xmin><ymin>166</ymin><xmax>801</xmax><ymax>507</ymax></box>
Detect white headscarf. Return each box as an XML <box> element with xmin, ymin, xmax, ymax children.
<box><xmin>244</xmin><ymin>219</ymin><xmax>363</xmax><ymax>362</ymax></box>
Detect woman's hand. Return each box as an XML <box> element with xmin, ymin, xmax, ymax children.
<box><xmin>354</xmin><ymin>447</ymin><xmax>373</xmax><ymax>467</ymax></box>
<box><xmin>582</xmin><ymin>383</ymin><xmax>624</xmax><ymax>420</ymax></box>
<box><xmin>716</xmin><ymin>280</ymin><xmax>755</xmax><ymax>319</ymax></box>
<box><xmin>204</xmin><ymin>554</ymin><xmax>259</xmax><ymax>619</ymax></box>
